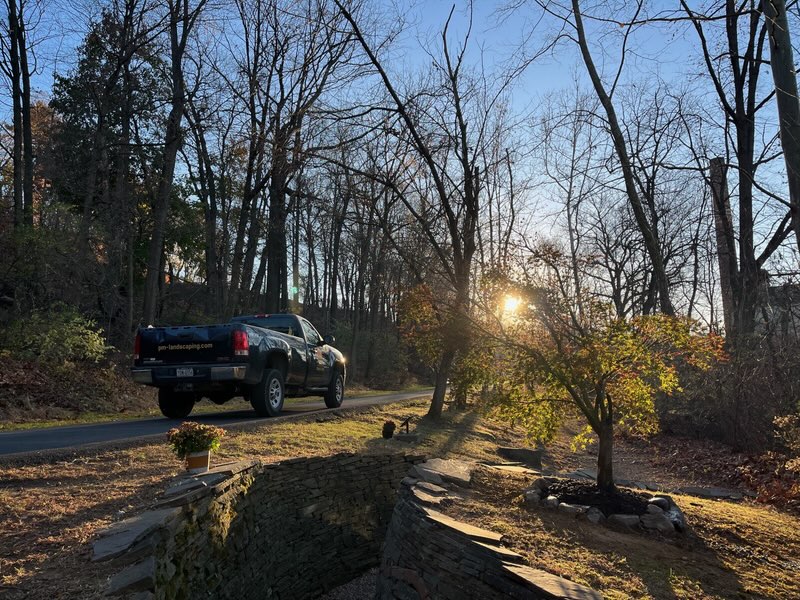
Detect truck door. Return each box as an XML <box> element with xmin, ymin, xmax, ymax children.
<box><xmin>300</xmin><ymin>319</ymin><xmax>329</xmax><ymax>387</ymax></box>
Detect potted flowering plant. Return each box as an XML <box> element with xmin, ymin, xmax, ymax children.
<box><xmin>166</xmin><ymin>422</ymin><xmax>226</xmax><ymax>474</ymax></box>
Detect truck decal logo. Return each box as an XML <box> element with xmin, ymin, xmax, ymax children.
<box><xmin>157</xmin><ymin>343</ymin><xmax>213</xmax><ymax>352</ymax></box>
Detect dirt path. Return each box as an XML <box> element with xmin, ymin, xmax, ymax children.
<box><xmin>541</xmin><ymin>423</ymin><xmax>751</xmax><ymax>493</ymax></box>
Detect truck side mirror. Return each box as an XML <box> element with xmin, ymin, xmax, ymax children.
<box><xmin>323</xmin><ymin>334</ymin><xmax>336</xmax><ymax>346</ymax></box>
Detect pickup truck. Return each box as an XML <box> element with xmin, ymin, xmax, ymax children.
<box><xmin>131</xmin><ymin>314</ymin><xmax>346</xmax><ymax>419</ymax></box>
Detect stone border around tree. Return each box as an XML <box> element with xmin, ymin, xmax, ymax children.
<box><xmin>523</xmin><ymin>476</ymin><xmax>687</xmax><ymax>537</ymax></box>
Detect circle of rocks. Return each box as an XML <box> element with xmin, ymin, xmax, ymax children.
<box><xmin>523</xmin><ymin>476</ymin><xmax>687</xmax><ymax>537</ymax></box>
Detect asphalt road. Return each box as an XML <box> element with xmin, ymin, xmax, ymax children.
<box><xmin>0</xmin><ymin>389</ymin><xmax>432</xmax><ymax>457</ymax></box>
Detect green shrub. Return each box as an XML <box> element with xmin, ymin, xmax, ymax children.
<box><xmin>2</xmin><ymin>304</ymin><xmax>111</xmax><ymax>364</ymax></box>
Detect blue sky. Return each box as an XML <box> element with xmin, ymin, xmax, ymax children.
<box><xmin>12</xmin><ymin>1</ymin><xmax>701</xmax><ymax>109</ymax></box>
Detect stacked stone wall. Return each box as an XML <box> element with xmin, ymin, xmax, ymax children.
<box><xmin>376</xmin><ymin>485</ymin><xmax>602</xmax><ymax>600</ymax></box>
<box><xmin>96</xmin><ymin>453</ymin><xmax>424</xmax><ymax>599</ymax></box>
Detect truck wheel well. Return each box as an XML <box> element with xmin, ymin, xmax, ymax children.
<box><xmin>265</xmin><ymin>352</ymin><xmax>288</xmax><ymax>380</ymax></box>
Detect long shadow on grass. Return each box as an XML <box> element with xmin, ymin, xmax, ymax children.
<box><xmin>530</xmin><ymin>504</ymin><xmax>746</xmax><ymax>599</ymax></box>
<box><xmin>1</xmin><ymin>473</ymin><xmax>176</xmax><ymax>599</ymax></box>
<box><xmin>364</xmin><ymin>408</ymin><xmax>482</xmax><ymax>460</ymax></box>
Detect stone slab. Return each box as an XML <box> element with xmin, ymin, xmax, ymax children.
<box><xmin>415</xmin><ymin>481</ymin><xmax>449</xmax><ymax>496</ymax></box>
<box><xmin>423</xmin><ymin>507</ymin><xmax>504</xmax><ymax>545</ymax></box>
<box><xmin>419</xmin><ymin>458</ymin><xmax>474</xmax><ymax>486</ymax></box>
<box><xmin>503</xmin><ymin>563</ymin><xmax>603</xmax><ymax>600</ymax></box>
<box><xmin>107</xmin><ymin>556</ymin><xmax>155</xmax><ymax>596</ymax></box>
<box><xmin>411</xmin><ymin>486</ymin><xmax>447</xmax><ymax>506</ymax></box>
<box><xmin>202</xmin><ymin>459</ymin><xmax>259</xmax><ymax>477</ymax></box>
<box><xmin>607</xmin><ymin>514</ymin><xmax>640</xmax><ymax>529</ymax></box>
<box><xmin>486</xmin><ymin>464</ymin><xmax>540</xmax><ymax>475</ymax></box>
<box><xmin>92</xmin><ymin>508</ymin><xmax>181</xmax><ymax>562</ymax></box>
<box><xmin>558</xmin><ymin>503</ymin><xmax>589</xmax><ymax>517</ymax></box>
<box><xmin>473</xmin><ymin>540</ymin><xmax>525</xmax><ymax>564</ymax></box>
<box><xmin>640</xmin><ymin>512</ymin><xmax>676</xmax><ymax>536</ymax></box>
<box><xmin>497</xmin><ymin>447</ymin><xmax>543</xmax><ymax>469</ymax></box>
<box><xmin>163</xmin><ymin>477</ymin><xmax>207</xmax><ymax>498</ymax></box>
<box><xmin>409</xmin><ymin>465</ymin><xmax>444</xmax><ymax>485</ymax></box>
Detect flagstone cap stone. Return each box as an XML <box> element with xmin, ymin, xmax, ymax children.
<box><xmin>503</xmin><ymin>563</ymin><xmax>604</xmax><ymax>600</ymax></box>
<box><xmin>497</xmin><ymin>446</ymin><xmax>544</xmax><ymax>469</ymax></box>
<box><xmin>416</xmin><ymin>457</ymin><xmax>474</xmax><ymax>486</ymax></box>
<box><xmin>422</xmin><ymin>507</ymin><xmax>505</xmax><ymax>545</ymax></box>
<box><xmin>92</xmin><ymin>508</ymin><xmax>181</xmax><ymax>563</ymax></box>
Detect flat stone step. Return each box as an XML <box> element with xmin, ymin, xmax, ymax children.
<box><xmin>417</xmin><ymin>458</ymin><xmax>474</xmax><ymax>486</ymax></box>
<box><xmin>92</xmin><ymin>508</ymin><xmax>180</xmax><ymax>562</ymax></box>
<box><xmin>423</xmin><ymin>507</ymin><xmax>504</xmax><ymax>545</ymax></box>
<box><xmin>497</xmin><ymin>447</ymin><xmax>543</xmax><ymax>469</ymax></box>
<box><xmin>415</xmin><ymin>481</ymin><xmax>449</xmax><ymax>496</ymax></box>
<box><xmin>409</xmin><ymin>465</ymin><xmax>444</xmax><ymax>485</ymax></box>
<box><xmin>473</xmin><ymin>541</ymin><xmax>525</xmax><ymax>564</ymax></box>
<box><xmin>411</xmin><ymin>486</ymin><xmax>448</xmax><ymax>506</ymax></box>
<box><xmin>503</xmin><ymin>563</ymin><xmax>603</xmax><ymax>600</ymax></box>
<box><xmin>486</xmin><ymin>464</ymin><xmax>540</xmax><ymax>475</ymax></box>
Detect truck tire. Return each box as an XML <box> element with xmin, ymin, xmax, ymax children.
<box><xmin>324</xmin><ymin>369</ymin><xmax>345</xmax><ymax>409</ymax></box>
<box><xmin>158</xmin><ymin>388</ymin><xmax>195</xmax><ymax>419</ymax></box>
<box><xmin>250</xmin><ymin>368</ymin><xmax>285</xmax><ymax>417</ymax></box>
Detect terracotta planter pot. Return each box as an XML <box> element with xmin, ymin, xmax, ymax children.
<box><xmin>186</xmin><ymin>450</ymin><xmax>211</xmax><ymax>474</ymax></box>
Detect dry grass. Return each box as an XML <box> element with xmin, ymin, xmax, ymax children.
<box><xmin>1</xmin><ymin>401</ymin><xmax>798</xmax><ymax>600</ymax></box>
<box><xmin>0</xmin><ymin>400</ymin><xmax>525</xmax><ymax>599</ymax></box>
<box><xmin>447</xmin><ymin>467</ymin><xmax>800</xmax><ymax>599</ymax></box>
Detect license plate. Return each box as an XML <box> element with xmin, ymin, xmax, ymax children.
<box><xmin>176</xmin><ymin>368</ymin><xmax>194</xmax><ymax>378</ymax></box>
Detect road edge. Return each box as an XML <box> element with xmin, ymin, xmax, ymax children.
<box><xmin>0</xmin><ymin>392</ymin><xmax>432</xmax><ymax>467</ymax></box>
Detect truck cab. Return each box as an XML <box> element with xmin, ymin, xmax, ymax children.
<box><xmin>132</xmin><ymin>314</ymin><xmax>345</xmax><ymax>419</ymax></box>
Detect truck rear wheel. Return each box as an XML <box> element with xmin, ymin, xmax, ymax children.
<box><xmin>250</xmin><ymin>368</ymin><xmax>284</xmax><ymax>417</ymax></box>
<box><xmin>324</xmin><ymin>369</ymin><xmax>345</xmax><ymax>409</ymax></box>
<box><xmin>158</xmin><ymin>388</ymin><xmax>195</xmax><ymax>419</ymax></box>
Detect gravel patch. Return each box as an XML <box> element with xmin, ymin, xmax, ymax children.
<box><xmin>320</xmin><ymin>567</ymin><xmax>378</xmax><ymax>600</ymax></box>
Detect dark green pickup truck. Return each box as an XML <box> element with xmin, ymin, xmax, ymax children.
<box><xmin>132</xmin><ymin>314</ymin><xmax>346</xmax><ymax>419</ymax></box>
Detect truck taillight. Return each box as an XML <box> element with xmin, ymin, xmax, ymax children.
<box><xmin>232</xmin><ymin>330</ymin><xmax>249</xmax><ymax>356</ymax></box>
<box><xmin>134</xmin><ymin>332</ymin><xmax>141</xmax><ymax>361</ymax></box>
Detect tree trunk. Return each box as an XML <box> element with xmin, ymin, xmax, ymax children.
<box><xmin>240</xmin><ymin>190</ymin><xmax>265</xmax><ymax>300</ymax></box>
<box><xmin>428</xmin><ymin>347</ymin><xmax>455</xmax><ymax>419</ymax></box>
<box><xmin>17</xmin><ymin>4</ymin><xmax>33</xmax><ymax>226</ymax></box>
<box><xmin>142</xmin><ymin>106</ymin><xmax>183</xmax><ymax>324</ymax></box>
<box><xmin>709</xmin><ymin>158</ymin><xmax>737</xmax><ymax>336</ymax></box>
<box><xmin>188</xmin><ymin>101</ymin><xmax>220</xmax><ymax>317</ymax></box>
<box><xmin>116</xmin><ymin>69</ymin><xmax>133</xmax><ymax>338</ymax></box>
<box><xmin>8</xmin><ymin>0</ymin><xmax>23</xmax><ymax>228</ymax></box>
<box><xmin>764</xmin><ymin>0</ymin><xmax>800</xmax><ymax>255</ymax></box>
<box><xmin>290</xmin><ymin>184</ymin><xmax>301</xmax><ymax>311</ymax></box>
<box><xmin>265</xmin><ymin>161</ymin><xmax>287</xmax><ymax>314</ymax></box>
<box><xmin>596</xmin><ymin>419</ymin><xmax>615</xmax><ymax>492</ymax></box>
<box><xmin>142</xmin><ymin>2</ymin><xmax>191</xmax><ymax>324</ymax></box>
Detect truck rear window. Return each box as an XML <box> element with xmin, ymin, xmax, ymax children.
<box><xmin>232</xmin><ymin>315</ymin><xmax>300</xmax><ymax>337</ymax></box>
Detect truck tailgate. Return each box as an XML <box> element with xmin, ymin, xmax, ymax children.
<box><xmin>138</xmin><ymin>325</ymin><xmax>238</xmax><ymax>365</ymax></box>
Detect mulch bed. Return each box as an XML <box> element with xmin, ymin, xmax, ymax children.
<box><xmin>546</xmin><ymin>479</ymin><xmax>651</xmax><ymax>516</ymax></box>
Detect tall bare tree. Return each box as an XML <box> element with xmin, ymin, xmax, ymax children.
<box><xmin>2</xmin><ymin>0</ymin><xmax>24</xmax><ymax>227</ymax></box>
<box><xmin>336</xmin><ymin>2</ymin><xmax>515</xmax><ymax>417</ymax></box>
<box><xmin>142</xmin><ymin>0</ymin><xmax>208</xmax><ymax>325</ymax></box>
<box><xmin>681</xmin><ymin>0</ymin><xmax>793</xmax><ymax>340</ymax></box>
<box><xmin>763</xmin><ymin>0</ymin><xmax>800</xmax><ymax>254</ymax></box>
<box><xmin>571</xmin><ymin>0</ymin><xmax>675</xmax><ymax>315</ymax></box>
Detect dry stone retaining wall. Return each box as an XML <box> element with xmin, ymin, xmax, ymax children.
<box><xmin>95</xmin><ymin>453</ymin><xmax>424</xmax><ymax>599</ymax></box>
<box><xmin>376</xmin><ymin>479</ymin><xmax>602</xmax><ymax>600</ymax></box>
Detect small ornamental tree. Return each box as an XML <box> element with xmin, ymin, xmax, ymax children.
<box><xmin>487</xmin><ymin>253</ymin><xmax>725</xmax><ymax>492</ymax></box>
